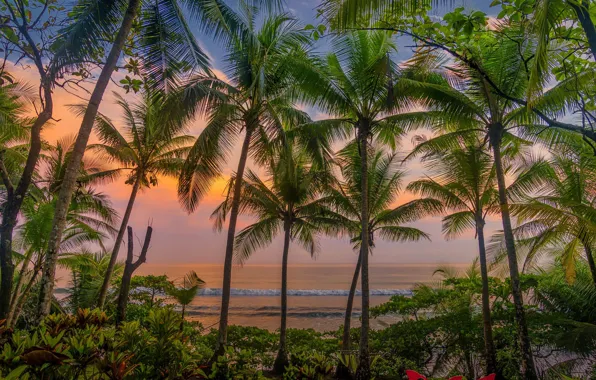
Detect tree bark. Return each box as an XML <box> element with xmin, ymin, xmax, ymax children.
<box><xmin>7</xmin><ymin>255</ymin><xmax>42</xmax><ymax>327</ymax></box>
<box><xmin>476</xmin><ymin>216</ymin><xmax>499</xmax><ymax>378</ymax></box>
<box><xmin>581</xmin><ymin>240</ymin><xmax>596</xmax><ymax>285</ymax></box>
<box><xmin>36</xmin><ymin>0</ymin><xmax>141</xmax><ymax>321</ymax></box>
<box><xmin>568</xmin><ymin>0</ymin><xmax>596</xmax><ymax>61</ymax></box>
<box><xmin>213</xmin><ymin>125</ymin><xmax>254</xmax><ymax>358</ymax></box>
<box><xmin>0</xmin><ymin>95</ymin><xmax>52</xmax><ymax>319</ymax></box>
<box><xmin>116</xmin><ymin>225</ymin><xmax>152</xmax><ymax>325</ymax></box>
<box><xmin>337</xmin><ymin>248</ymin><xmax>363</xmax><ymax>379</ymax></box>
<box><xmin>489</xmin><ymin>127</ymin><xmax>538</xmax><ymax>380</ymax></box>
<box><xmin>355</xmin><ymin>124</ymin><xmax>371</xmax><ymax>380</ymax></box>
<box><xmin>274</xmin><ymin>216</ymin><xmax>292</xmax><ymax>374</ymax></box>
<box><xmin>99</xmin><ymin>175</ymin><xmax>141</xmax><ymax>308</ymax></box>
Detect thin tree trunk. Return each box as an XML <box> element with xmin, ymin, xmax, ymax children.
<box><xmin>490</xmin><ymin>129</ymin><xmax>538</xmax><ymax>380</ymax></box>
<box><xmin>36</xmin><ymin>0</ymin><xmax>141</xmax><ymax>320</ymax></box>
<box><xmin>214</xmin><ymin>125</ymin><xmax>254</xmax><ymax>357</ymax></box>
<box><xmin>7</xmin><ymin>248</ymin><xmax>34</xmax><ymax>323</ymax></box>
<box><xmin>99</xmin><ymin>175</ymin><xmax>141</xmax><ymax>308</ymax></box>
<box><xmin>0</xmin><ymin>97</ymin><xmax>52</xmax><ymax>319</ymax></box>
<box><xmin>336</xmin><ymin>249</ymin><xmax>363</xmax><ymax>379</ymax></box>
<box><xmin>116</xmin><ymin>225</ymin><xmax>152</xmax><ymax>325</ymax></box>
<box><xmin>9</xmin><ymin>259</ymin><xmax>42</xmax><ymax>327</ymax></box>
<box><xmin>581</xmin><ymin>240</ymin><xmax>596</xmax><ymax>285</ymax></box>
<box><xmin>180</xmin><ymin>304</ymin><xmax>186</xmax><ymax>331</ymax></box>
<box><xmin>274</xmin><ymin>216</ymin><xmax>292</xmax><ymax>374</ymax></box>
<box><xmin>355</xmin><ymin>124</ymin><xmax>371</xmax><ymax>380</ymax></box>
<box><xmin>568</xmin><ymin>0</ymin><xmax>596</xmax><ymax>61</ymax></box>
<box><xmin>476</xmin><ymin>216</ymin><xmax>499</xmax><ymax>378</ymax></box>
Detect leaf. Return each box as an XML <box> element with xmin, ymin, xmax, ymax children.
<box><xmin>21</xmin><ymin>349</ymin><xmax>69</xmax><ymax>365</ymax></box>
<box><xmin>4</xmin><ymin>365</ymin><xmax>28</xmax><ymax>380</ymax></box>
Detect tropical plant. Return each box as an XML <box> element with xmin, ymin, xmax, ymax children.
<box><xmin>295</xmin><ymin>30</ymin><xmax>437</xmax><ymax>378</ymax></box>
<box><xmin>324</xmin><ymin>143</ymin><xmax>441</xmax><ymax>378</ymax></box>
<box><xmin>80</xmin><ymin>90</ymin><xmax>196</xmax><ymax>309</ymax></box>
<box><xmin>37</xmin><ymin>0</ymin><xmax>224</xmax><ymax>318</ymax></box>
<box><xmin>167</xmin><ymin>271</ymin><xmax>205</xmax><ymax>331</ymax></box>
<box><xmin>509</xmin><ymin>140</ymin><xmax>596</xmax><ymax>285</ymax></box>
<box><xmin>176</xmin><ymin>5</ymin><xmax>313</xmax><ymax>355</ymax></box>
<box><xmin>7</xmin><ymin>136</ymin><xmax>118</xmax><ymax>326</ymax></box>
<box><xmin>213</xmin><ymin>143</ymin><xmax>332</xmax><ymax>373</ymax></box>
<box><xmin>407</xmin><ymin>143</ymin><xmax>502</xmax><ymax>376</ymax></box>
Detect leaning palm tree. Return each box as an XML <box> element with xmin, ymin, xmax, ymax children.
<box><xmin>167</xmin><ymin>271</ymin><xmax>206</xmax><ymax>331</ymax></box>
<box><xmin>296</xmin><ymin>31</ymin><xmax>434</xmax><ymax>378</ymax></box>
<box><xmin>325</xmin><ymin>144</ymin><xmax>441</xmax><ymax>378</ymax></box>
<box><xmin>8</xmin><ymin>136</ymin><xmax>118</xmax><ymax>326</ymax></box>
<box><xmin>83</xmin><ymin>91</ymin><xmax>195</xmax><ymax>309</ymax></box>
<box><xmin>212</xmin><ymin>144</ymin><xmax>332</xmax><ymax>373</ymax></box>
<box><xmin>510</xmin><ymin>141</ymin><xmax>596</xmax><ymax>285</ymax></box>
<box><xmin>176</xmin><ymin>9</ymin><xmax>312</xmax><ymax>355</ymax></box>
<box><xmin>405</xmin><ymin>33</ymin><xmax>547</xmax><ymax>378</ymax></box>
<box><xmin>407</xmin><ymin>143</ymin><xmax>501</xmax><ymax>376</ymax></box>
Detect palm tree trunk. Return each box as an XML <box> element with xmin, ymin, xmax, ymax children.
<box><xmin>180</xmin><ymin>304</ymin><xmax>186</xmax><ymax>331</ymax></box>
<box><xmin>9</xmin><ymin>259</ymin><xmax>43</xmax><ymax>327</ymax></box>
<box><xmin>214</xmin><ymin>125</ymin><xmax>254</xmax><ymax>358</ymax></box>
<box><xmin>0</xmin><ymin>93</ymin><xmax>52</xmax><ymax>319</ymax></box>
<box><xmin>6</xmin><ymin>248</ymin><xmax>34</xmax><ymax>325</ymax></box>
<box><xmin>337</xmin><ymin>249</ymin><xmax>362</xmax><ymax>379</ymax></box>
<box><xmin>274</xmin><ymin>216</ymin><xmax>292</xmax><ymax>374</ymax></box>
<box><xmin>568</xmin><ymin>0</ymin><xmax>596</xmax><ymax>61</ymax></box>
<box><xmin>98</xmin><ymin>175</ymin><xmax>141</xmax><ymax>308</ymax></box>
<box><xmin>581</xmin><ymin>240</ymin><xmax>596</xmax><ymax>285</ymax></box>
<box><xmin>476</xmin><ymin>216</ymin><xmax>499</xmax><ymax>378</ymax></box>
<box><xmin>36</xmin><ymin>0</ymin><xmax>141</xmax><ymax>321</ymax></box>
<box><xmin>490</xmin><ymin>128</ymin><xmax>538</xmax><ymax>380</ymax></box>
<box><xmin>355</xmin><ymin>124</ymin><xmax>371</xmax><ymax>380</ymax></box>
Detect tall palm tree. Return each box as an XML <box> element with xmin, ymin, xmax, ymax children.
<box><xmin>405</xmin><ymin>33</ymin><xmax>546</xmax><ymax>378</ymax></box>
<box><xmin>176</xmin><ymin>7</ymin><xmax>312</xmax><ymax>355</ymax></box>
<box><xmin>326</xmin><ymin>144</ymin><xmax>441</xmax><ymax>378</ymax></box>
<box><xmin>296</xmin><ymin>31</ymin><xmax>433</xmax><ymax>379</ymax></box>
<box><xmin>510</xmin><ymin>141</ymin><xmax>596</xmax><ymax>285</ymax></box>
<box><xmin>37</xmin><ymin>0</ymin><xmax>231</xmax><ymax>318</ymax></box>
<box><xmin>84</xmin><ymin>91</ymin><xmax>196</xmax><ymax>309</ymax></box>
<box><xmin>167</xmin><ymin>271</ymin><xmax>206</xmax><ymax>331</ymax></box>
<box><xmin>407</xmin><ymin>144</ymin><xmax>501</xmax><ymax>376</ymax></box>
<box><xmin>212</xmin><ymin>144</ymin><xmax>332</xmax><ymax>373</ymax></box>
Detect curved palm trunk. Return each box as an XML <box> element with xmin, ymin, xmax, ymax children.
<box><xmin>36</xmin><ymin>0</ymin><xmax>141</xmax><ymax>320</ymax></box>
<box><xmin>476</xmin><ymin>217</ymin><xmax>499</xmax><ymax>378</ymax></box>
<box><xmin>214</xmin><ymin>125</ymin><xmax>254</xmax><ymax>357</ymax></box>
<box><xmin>8</xmin><ymin>256</ymin><xmax>43</xmax><ymax>327</ymax></box>
<box><xmin>273</xmin><ymin>216</ymin><xmax>292</xmax><ymax>374</ymax></box>
<box><xmin>355</xmin><ymin>125</ymin><xmax>371</xmax><ymax>380</ymax></box>
<box><xmin>7</xmin><ymin>248</ymin><xmax>34</xmax><ymax>323</ymax></box>
<box><xmin>99</xmin><ymin>175</ymin><xmax>141</xmax><ymax>308</ymax></box>
<box><xmin>490</xmin><ymin>129</ymin><xmax>538</xmax><ymax>380</ymax></box>
<box><xmin>337</xmin><ymin>249</ymin><xmax>362</xmax><ymax>379</ymax></box>
<box><xmin>568</xmin><ymin>0</ymin><xmax>596</xmax><ymax>61</ymax></box>
<box><xmin>0</xmin><ymin>91</ymin><xmax>52</xmax><ymax>319</ymax></box>
<box><xmin>581</xmin><ymin>239</ymin><xmax>596</xmax><ymax>285</ymax></box>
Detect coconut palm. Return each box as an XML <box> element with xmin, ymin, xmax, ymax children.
<box><xmin>37</xmin><ymin>0</ymin><xmax>243</xmax><ymax>318</ymax></box>
<box><xmin>80</xmin><ymin>91</ymin><xmax>195</xmax><ymax>309</ymax></box>
<box><xmin>402</xmin><ymin>32</ymin><xmax>549</xmax><ymax>378</ymax></box>
<box><xmin>407</xmin><ymin>144</ymin><xmax>501</xmax><ymax>376</ymax></box>
<box><xmin>8</xmin><ymin>136</ymin><xmax>118</xmax><ymax>325</ymax></box>
<box><xmin>212</xmin><ymin>144</ymin><xmax>332</xmax><ymax>373</ymax></box>
<box><xmin>324</xmin><ymin>144</ymin><xmax>441</xmax><ymax>378</ymax></box>
<box><xmin>295</xmin><ymin>31</ymin><xmax>437</xmax><ymax>378</ymax></box>
<box><xmin>167</xmin><ymin>271</ymin><xmax>205</xmax><ymax>331</ymax></box>
<box><xmin>176</xmin><ymin>7</ymin><xmax>312</xmax><ymax>354</ymax></box>
<box><xmin>510</xmin><ymin>141</ymin><xmax>596</xmax><ymax>285</ymax></box>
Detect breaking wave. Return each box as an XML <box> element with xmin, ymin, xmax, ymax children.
<box><xmin>197</xmin><ymin>288</ymin><xmax>412</xmax><ymax>297</ymax></box>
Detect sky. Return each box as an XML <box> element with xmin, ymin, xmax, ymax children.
<box><xmin>10</xmin><ymin>0</ymin><xmax>507</xmax><ymax>266</ymax></box>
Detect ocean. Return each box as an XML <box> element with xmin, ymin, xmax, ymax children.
<box><xmin>128</xmin><ymin>263</ymin><xmax>459</xmax><ymax>332</ymax></box>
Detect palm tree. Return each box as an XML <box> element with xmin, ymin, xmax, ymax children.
<box><xmin>37</xmin><ymin>0</ymin><xmax>229</xmax><ymax>318</ymax></box>
<box><xmin>7</xmin><ymin>136</ymin><xmax>118</xmax><ymax>326</ymax></box>
<box><xmin>176</xmin><ymin>7</ymin><xmax>312</xmax><ymax>355</ymax></box>
<box><xmin>407</xmin><ymin>144</ymin><xmax>501</xmax><ymax>376</ymax></box>
<box><xmin>167</xmin><ymin>271</ymin><xmax>205</xmax><ymax>331</ymax></box>
<box><xmin>325</xmin><ymin>144</ymin><xmax>441</xmax><ymax>378</ymax></box>
<box><xmin>296</xmin><ymin>31</ymin><xmax>434</xmax><ymax>379</ymax></box>
<box><xmin>404</xmin><ymin>34</ymin><xmax>546</xmax><ymax>378</ymax></box>
<box><xmin>84</xmin><ymin>91</ymin><xmax>196</xmax><ymax>309</ymax></box>
<box><xmin>510</xmin><ymin>141</ymin><xmax>596</xmax><ymax>285</ymax></box>
<box><xmin>212</xmin><ymin>144</ymin><xmax>332</xmax><ymax>373</ymax></box>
